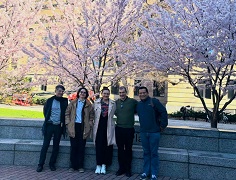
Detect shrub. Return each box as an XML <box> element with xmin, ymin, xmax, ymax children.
<box><xmin>225</xmin><ymin>113</ymin><xmax>236</xmax><ymax>123</ymax></box>
<box><xmin>32</xmin><ymin>97</ymin><xmax>47</xmax><ymax>105</ymax></box>
<box><xmin>169</xmin><ymin>109</ymin><xmax>236</xmax><ymax>123</ymax></box>
<box><xmin>169</xmin><ymin>109</ymin><xmax>207</xmax><ymax>120</ymax></box>
<box><xmin>168</xmin><ymin>111</ymin><xmax>182</xmax><ymax>118</ymax></box>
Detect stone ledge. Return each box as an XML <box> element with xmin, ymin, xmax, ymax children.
<box><xmin>1</xmin><ymin>138</ymin><xmax>236</xmax><ymax>179</ymax></box>
<box><xmin>2</xmin><ymin>118</ymin><xmax>236</xmax><ymax>138</ymax></box>
<box><xmin>162</xmin><ymin>126</ymin><xmax>219</xmax><ymax>138</ymax></box>
<box><xmin>189</xmin><ymin>164</ymin><xmax>236</xmax><ymax>180</ymax></box>
<box><xmin>219</xmin><ymin>130</ymin><xmax>236</xmax><ymax>139</ymax></box>
<box><xmin>160</xmin><ymin>135</ymin><xmax>219</xmax><ymax>152</ymax></box>
<box><xmin>189</xmin><ymin>150</ymin><xmax>236</xmax><ymax>169</ymax></box>
<box><xmin>0</xmin><ymin>118</ymin><xmax>43</xmax><ymax>127</ymax></box>
<box><xmin>219</xmin><ymin>139</ymin><xmax>236</xmax><ymax>154</ymax></box>
<box><xmin>0</xmin><ymin>139</ymin><xmax>188</xmax><ymax>162</ymax></box>
<box><xmin>0</xmin><ymin>138</ymin><xmax>236</xmax><ymax>168</ymax></box>
<box><xmin>1</xmin><ymin>119</ymin><xmax>236</xmax><ymax>153</ymax></box>
<box><xmin>0</xmin><ymin>138</ymin><xmax>189</xmax><ymax>178</ymax></box>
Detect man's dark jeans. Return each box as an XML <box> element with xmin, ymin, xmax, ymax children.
<box><xmin>140</xmin><ymin>132</ymin><xmax>160</xmax><ymax>177</ymax></box>
<box><xmin>38</xmin><ymin>124</ymin><xmax>62</xmax><ymax>166</ymax></box>
<box><xmin>115</xmin><ymin>126</ymin><xmax>135</xmax><ymax>172</ymax></box>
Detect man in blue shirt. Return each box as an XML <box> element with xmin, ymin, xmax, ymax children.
<box><xmin>136</xmin><ymin>86</ymin><xmax>168</xmax><ymax>180</ymax></box>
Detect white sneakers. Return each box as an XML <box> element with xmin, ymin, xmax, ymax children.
<box><xmin>95</xmin><ymin>164</ymin><xmax>106</xmax><ymax>174</ymax></box>
<box><xmin>95</xmin><ymin>165</ymin><xmax>101</xmax><ymax>174</ymax></box>
<box><xmin>101</xmin><ymin>164</ymin><xmax>106</xmax><ymax>174</ymax></box>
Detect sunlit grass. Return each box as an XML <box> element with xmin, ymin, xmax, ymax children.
<box><xmin>0</xmin><ymin>108</ymin><xmax>44</xmax><ymax>119</ymax></box>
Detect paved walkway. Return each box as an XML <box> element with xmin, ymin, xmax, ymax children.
<box><xmin>0</xmin><ymin>165</ymin><xmax>188</xmax><ymax>180</ymax></box>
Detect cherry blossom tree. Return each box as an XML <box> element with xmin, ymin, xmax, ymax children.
<box><xmin>0</xmin><ymin>0</ymin><xmax>42</xmax><ymax>96</ymax></box>
<box><xmin>134</xmin><ymin>0</ymin><xmax>236</xmax><ymax>128</ymax></box>
<box><xmin>23</xmin><ymin>0</ymin><xmax>145</xmax><ymax>94</ymax></box>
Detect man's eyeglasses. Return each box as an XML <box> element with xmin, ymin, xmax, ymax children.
<box><xmin>57</xmin><ymin>90</ymin><xmax>64</xmax><ymax>93</ymax></box>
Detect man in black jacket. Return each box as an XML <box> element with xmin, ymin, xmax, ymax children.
<box><xmin>36</xmin><ymin>85</ymin><xmax>68</xmax><ymax>172</ymax></box>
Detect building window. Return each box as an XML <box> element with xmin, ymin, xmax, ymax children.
<box><xmin>228</xmin><ymin>89</ymin><xmax>234</xmax><ymax>99</ymax></box>
<box><xmin>134</xmin><ymin>80</ymin><xmax>141</xmax><ymax>96</ymax></box>
<box><xmin>205</xmin><ymin>88</ymin><xmax>211</xmax><ymax>99</ymax></box>
<box><xmin>41</xmin><ymin>85</ymin><xmax>47</xmax><ymax>91</ymax></box>
<box><xmin>153</xmin><ymin>81</ymin><xmax>165</xmax><ymax>97</ymax></box>
<box><xmin>111</xmin><ymin>82</ymin><xmax>119</xmax><ymax>95</ymax></box>
<box><xmin>228</xmin><ymin>80</ymin><xmax>236</xmax><ymax>99</ymax></box>
<box><xmin>194</xmin><ymin>87</ymin><xmax>211</xmax><ymax>99</ymax></box>
<box><xmin>194</xmin><ymin>80</ymin><xmax>211</xmax><ymax>99</ymax></box>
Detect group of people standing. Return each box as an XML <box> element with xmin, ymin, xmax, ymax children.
<box><xmin>36</xmin><ymin>84</ymin><xmax>168</xmax><ymax>180</ymax></box>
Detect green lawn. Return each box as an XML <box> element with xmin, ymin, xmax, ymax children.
<box><xmin>0</xmin><ymin>108</ymin><xmax>44</xmax><ymax>119</ymax></box>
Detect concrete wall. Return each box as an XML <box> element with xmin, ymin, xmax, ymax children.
<box><xmin>1</xmin><ymin>118</ymin><xmax>236</xmax><ymax>154</ymax></box>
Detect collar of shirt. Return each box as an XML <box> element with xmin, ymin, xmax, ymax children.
<box><xmin>78</xmin><ymin>99</ymin><xmax>85</xmax><ymax>103</ymax></box>
<box><xmin>120</xmin><ymin>96</ymin><xmax>128</xmax><ymax>102</ymax></box>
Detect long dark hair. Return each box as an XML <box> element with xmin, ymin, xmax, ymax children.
<box><xmin>77</xmin><ymin>87</ymin><xmax>89</xmax><ymax>99</ymax></box>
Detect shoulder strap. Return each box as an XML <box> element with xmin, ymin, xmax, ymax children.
<box><xmin>150</xmin><ymin>98</ymin><xmax>161</xmax><ymax>124</ymax></box>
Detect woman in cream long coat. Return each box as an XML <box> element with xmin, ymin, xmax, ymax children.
<box><xmin>93</xmin><ymin>87</ymin><xmax>116</xmax><ymax>175</ymax></box>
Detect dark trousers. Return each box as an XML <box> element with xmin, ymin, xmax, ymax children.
<box><xmin>38</xmin><ymin>124</ymin><xmax>62</xmax><ymax>166</ymax></box>
<box><xmin>95</xmin><ymin>126</ymin><xmax>113</xmax><ymax>166</ymax></box>
<box><xmin>115</xmin><ymin>126</ymin><xmax>134</xmax><ymax>172</ymax></box>
<box><xmin>70</xmin><ymin>123</ymin><xmax>86</xmax><ymax>170</ymax></box>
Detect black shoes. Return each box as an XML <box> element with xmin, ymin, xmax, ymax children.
<box><xmin>115</xmin><ymin>169</ymin><xmax>126</xmax><ymax>176</ymax></box>
<box><xmin>50</xmin><ymin>165</ymin><xmax>56</xmax><ymax>171</ymax></box>
<box><xmin>126</xmin><ymin>171</ymin><xmax>132</xmax><ymax>177</ymax></box>
<box><xmin>116</xmin><ymin>169</ymin><xmax>132</xmax><ymax>177</ymax></box>
<box><xmin>36</xmin><ymin>165</ymin><xmax>43</xmax><ymax>172</ymax></box>
<box><xmin>36</xmin><ymin>164</ymin><xmax>56</xmax><ymax>172</ymax></box>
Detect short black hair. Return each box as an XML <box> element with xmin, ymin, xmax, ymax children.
<box><xmin>138</xmin><ymin>86</ymin><xmax>148</xmax><ymax>93</ymax></box>
<box><xmin>77</xmin><ymin>87</ymin><xmax>89</xmax><ymax>99</ymax></box>
<box><xmin>55</xmin><ymin>85</ymin><xmax>65</xmax><ymax>91</ymax></box>
<box><xmin>101</xmin><ymin>86</ymin><xmax>110</xmax><ymax>93</ymax></box>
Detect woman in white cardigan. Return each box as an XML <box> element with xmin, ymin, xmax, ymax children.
<box><xmin>93</xmin><ymin>87</ymin><xmax>116</xmax><ymax>174</ymax></box>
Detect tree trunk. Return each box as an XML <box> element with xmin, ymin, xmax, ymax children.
<box><xmin>211</xmin><ymin>112</ymin><xmax>218</xmax><ymax>128</ymax></box>
<box><xmin>94</xmin><ymin>83</ymin><xmax>100</xmax><ymax>99</ymax></box>
<box><xmin>211</xmin><ymin>118</ymin><xmax>218</xmax><ymax>128</ymax></box>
